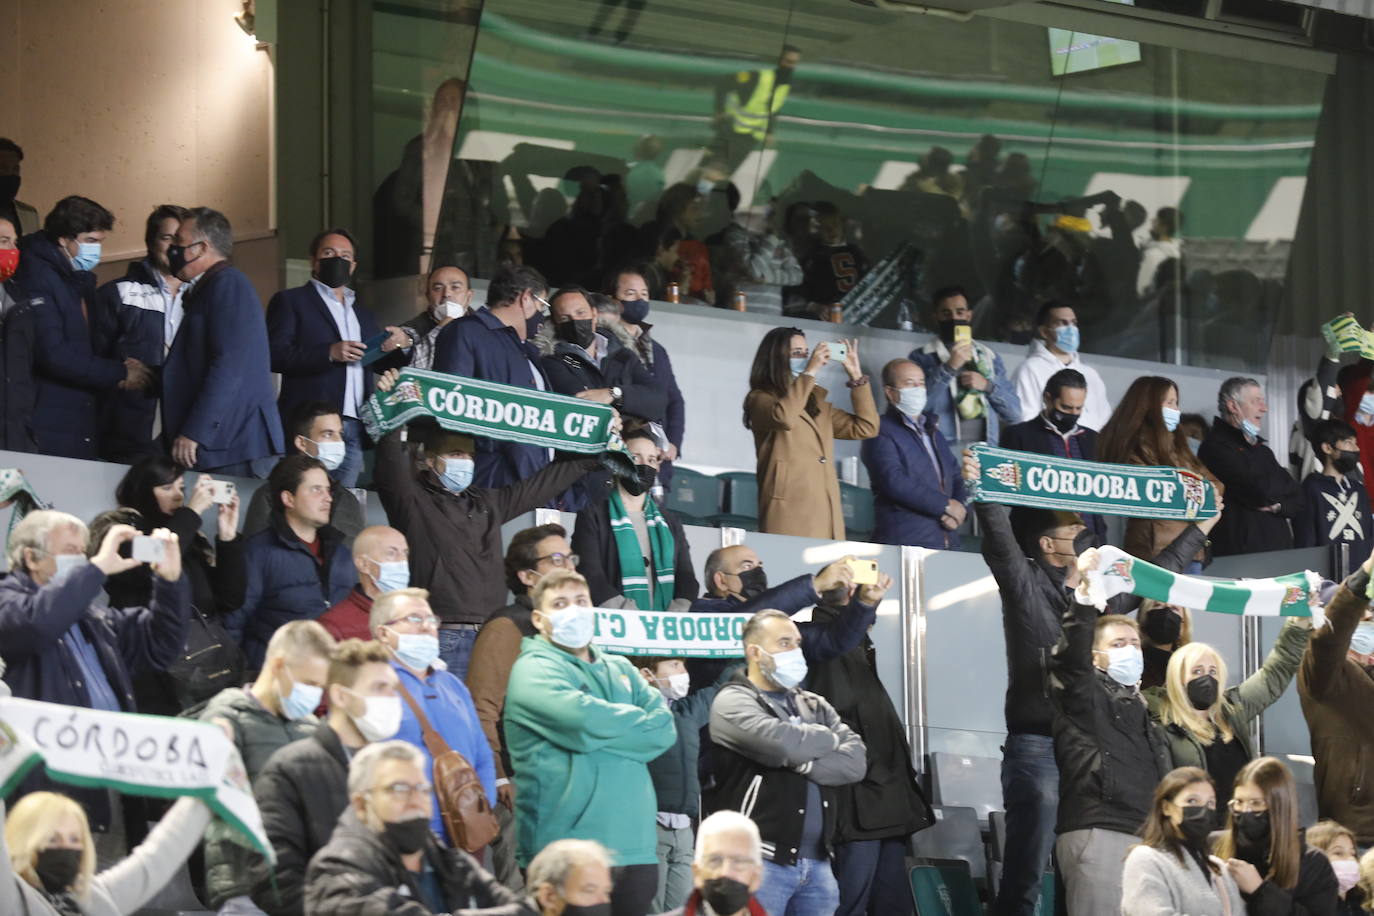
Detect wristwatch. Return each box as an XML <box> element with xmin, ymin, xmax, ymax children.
<box><xmin>610</xmin><ymin>386</ymin><xmax>624</xmax><ymax>404</ymax></box>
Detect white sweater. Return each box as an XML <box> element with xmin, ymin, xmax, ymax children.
<box><xmin>1120</xmin><ymin>844</ymin><xmax>1245</xmax><ymax>916</ymax></box>
<box><xmin>1011</xmin><ymin>339</ymin><xmax>1113</xmax><ymax>432</ymax></box>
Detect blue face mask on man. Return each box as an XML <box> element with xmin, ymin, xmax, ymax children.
<box><xmin>72</xmin><ymin>241</ymin><xmax>102</xmax><ymax>272</ymax></box>
<box><xmin>1054</xmin><ymin>324</ymin><xmax>1080</xmax><ymax>354</ymax></box>
<box><xmin>369</xmin><ymin>559</ymin><xmax>410</xmax><ymax>593</ymax></box>
<box><xmin>438</xmin><ymin>457</ymin><xmax>475</xmax><ymax>492</ymax></box>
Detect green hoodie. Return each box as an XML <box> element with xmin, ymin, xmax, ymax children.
<box><xmin>505</xmin><ymin>635</ymin><xmax>676</xmax><ymax>866</ymax></box>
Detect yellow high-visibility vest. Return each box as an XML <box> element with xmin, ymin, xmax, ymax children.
<box><xmin>727</xmin><ymin>69</ymin><xmax>790</xmax><ymax>141</ymax></box>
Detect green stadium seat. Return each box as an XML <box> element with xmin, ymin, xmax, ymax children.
<box><xmin>711</xmin><ymin>471</ymin><xmax>759</xmax><ymax>530</ymax></box>
<box><xmin>909</xmin><ymin>861</ymin><xmax>984</xmax><ymax>916</ymax></box>
<box><xmin>662</xmin><ymin>467</ymin><xmax>721</xmax><ymax>525</ymax></box>
<box><xmin>839</xmin><ymin>480</ymin><xmax>875</xmax><ymax>541</ymax></box>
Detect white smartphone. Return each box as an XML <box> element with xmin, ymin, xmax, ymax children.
<box><xmin>132</xmin><ymin>536</ymin><xmax>165</xmax><ymax>564</ymax></box>
<box><xmin>208</xmin><ymin>480</ymin><xmax>235</xmax><ymax>505</ymax></box>
<box><xmin>830</xmin><ymin>342</ymin><xmax>848</xmax><ymax>363</ymax></box>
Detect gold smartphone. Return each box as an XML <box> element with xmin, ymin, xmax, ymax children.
<box><xmin>953</xmin><ymin>324</ymin><xmax>973</xmax><ymax>345</ymax></box>
<box><xmin>846</xmin><ymin>557</ymin><xmax>880</xmax><ymax>585</ymax></box>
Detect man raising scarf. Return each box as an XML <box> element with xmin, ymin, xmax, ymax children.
<box><xmin>572</xmin><ymin>429</ymin><xmax>699</xmax><ymax>610</ymax></box>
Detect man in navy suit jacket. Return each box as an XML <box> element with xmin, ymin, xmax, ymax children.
<box><xmin>162</xmin><ymin>207</ymin><xmax>284</xmax><ymax>474</ymax></box>
<box><xmin>266</xmin><ymin>228</ymin><xmax>411</xmax><ymax>487</ymax></box>
<box><xmin>860</xmin><ymin>358</ymin><xmax>967</xmax><ymax>549</ymax></box>
<box><xmin>432</xmin><ymin>263</ymin><xmax>552</xmax><ymax>489</ymax></box>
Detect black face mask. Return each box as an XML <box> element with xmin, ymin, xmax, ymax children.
<box><xmin>1176</xmin><ymin>805</ymin><xmax>1218</xmax><ymax>849</ymax></box>
<box><xmin>1140</xmin><ymin>608</ymin><xmax>1182</xmax><ymax>646</ymax></box>
<box><xmin>622</xmin><ymin>463</ymin><xmax>657</xmax><ymax>497</ymax></box>
<box><xmin>1047</xmin><ymin>409</ymin><xmax>1079</xmax><ymax>434</ymax></box>
<box><xmin>561</xmin><ymin>904</ymin><xmax>612</xmax><ymax>916</ymax></box>
<box><xmin>35</xmin><ymin>847</ymin><xmax>83</xmax><ymax>895</ymax></box>
<box><xmin>166</xmin><ymin>243</ymin><xmax>191</xmax><ymax>277</ymax></box>
<box><xmin>701</xmin><ymin>876</ymin><xmax>753</xmax><ymax>913</ymax></box>
<box><xmin>1232</xmin><ymin>810</ymin><xmax>1271</xmax><ymax>862</ymax></box>
<box><xmin>381</xmin><ymin>816</ymin><xmax>431</xmax><ymax>855</ymax></box>
<box><xmin>555</xmin><ymin>318</ymin><xmax>597</xmax><ymax>350</ymax></box>
<box><xmin>0</xmin><ymin>174</ymin><xmax>19</xmax><ymax>202</ymax></box>
<box><xmin>1336</xmin><ymin>449</ymin><xmax>1361</xmax><ymax>474</ymax></box>
<box><xmin>314</xmin><ymin>256</ymin><xmax>352</xmax><ymax>289</ymax></box>
<box><xmin>1186</xmin><ymin>674</ymin><xmax>1219</xmax><ymax>710</ymax></box>
<box><xmin>620</xmin><ymin>298</ymin><xmax>651</xmax><ymax>325</ymax></box>
<box><xmin>937</xmin><ymin>318</ymin><xmax>971</xmax><ymax>347</ymax></box>
<box><xmin>736</xmin><ymin>566</ymin><xmax>768</xmax><ymax>600</ymax></box>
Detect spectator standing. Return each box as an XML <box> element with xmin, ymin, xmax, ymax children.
<box><xmin>96</xmin><ymin>204</ymin><xmax>189</xmax><ymax>461</ymax></box>
<box><xmin>706</xmin><ymin>609</ymin><xmax>867</xmax><ymax>916</ymax></box>
<box><xmin>800</xmin><ymin>201</ymin><xmax>869</xmax><ymax>312</ymax></box>
<box><xmin>745</xmin><ymin>328</ymin><xmax>878</xmax><ymax>539</ymax></box>
<box><xmin>403</xmin><ymin>264</ymin><xmax>472</xmax><ymax>371</ymax></box>
<box><xmin>504</xmin><ymin>570</ymin><xmax>676</xmax><ymax>916</ymax></box>
<box><xmin>0</xmin><ymin>215</ymin><xmax>38</xmax><ymax>451</ymax></box>
<box><xmin>1289</xmin><ymin>318</ymin><xmax>1349</xmax><ymax>481</ymax></box>
<box><xmin>606</xmin><ymin>270</ymin><xmax>687</xmax><ymax>484</ymax></box>
<box><xmin>0</xmin><ymin>137</ymin><xmax>37</xmax><ymax>235</ymax></box>
<box><xmin>242</xmin><ymin>402</ymin><xmax>367</xmax><ymax>546</ymax></box>
<box><xmin>317</xmin><ymin>525</ymin><xmax>410</xmax><ymax>642</ymax></box>
<box><xmin>572</xmin><ymin>429</ymin><xmax>698</xmax><ymax>609</ymax></box>
<box><xmin>711</xmin><ymin>45</ymin><xmax>801</xmax><ymax>171</ymax></box>
<box><xmin>252</xmin><ymin>639</ymin><xmax>402</xmax><ymax>916</ymax></box>
<box><xmin>1307</xmin><ymin>821</ymin><xmax>1365</xmax><ymax>914</ymax></box>
<box><xmin>1137</xmin><ymin>206</ymin><xmax>1183</xmax><ymax>299</ymax></box>
<box><xmin>1199</xmin><ymin>377</ymin><xmax>1303</xmax><ymax>556</ymax></box>
<box><xmin>861</xmin><ymin>358</ymin><xmax>966</xmax><ymax>549</ymax></box>
<box><xmin>227</xmin><ymin>455</ymin><xmax>357</xmax><ymax>669</ymax></box>
<box><xmin>1000</xmin><ymin>368</ymin><xmax>1106</xmax><ymax>546</ymax></box>
<box><xmin>370</xmin><ymin>588</ymin><xmax>497</xmax><ymax>847</ymax></box>
<box><xmin>525</xmin><ymin>840</ymin><xmax>615</xmax><ymax>916</ymax></box>
<box><xmin>1296</xmin><ymin>419</ymin><xmax>1371</xmax><ymax>573</ymax></box>
<box><xmin>432</xmin><ymin>264</ymin><xmax>553</xmax><ymax>489</ymax></box>
<box><xmin>1337</xmin><ymin>357</ymin><xmax>1374</xmax><ymax>503</ymax></box>
<box><xmin>1298</xmin><ymin>549</ymin><xmax>1374</xmax><ymax>845</ymax></box>
<box><xmin>18</xmin><ymin>196</ymin><xmax>147</xmax><ymax>459</ymax></box>
<box><xmin>162</xmin><ymin>206</ymin><xmax>284</xmax><ymax>475</ymax></box>
<box><xmin>1010</xmin><ymin>303</ymin><xmax>1111</xmax><ymax>431</ymax></box>
<box><xmin>372</xmin><ymin>368</ymin><xmax>602</xmax><ymax>677</ymax></box>
<box><xmin>910</xmin><ymin>286</ymin><xmax>1021</xmax><ymax>449</ymax></box>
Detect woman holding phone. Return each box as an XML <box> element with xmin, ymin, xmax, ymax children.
<box><xmin>744</xmin><ymin>327</ymin><xmax>879</xmax><ymax>539</ymax></box>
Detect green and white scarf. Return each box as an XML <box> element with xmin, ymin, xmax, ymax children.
<box><xmin>0</xmin><ymin>468</ymin><xmax>46</xmax><ymax>537</ymax></box>
<box><xmin>1077</xmin><ymin>545</ymin><xmax>1325</xmax><ymax>626</ymax></box>
<box><xmin>608</xmin><ymin>490</ymin><xmax>676</xmax><ymax>612</ymax></box>
<box><xmin>969</xmin><ymin>444</ymin><xmax>1219</xmax><ymax>520</ymax></box>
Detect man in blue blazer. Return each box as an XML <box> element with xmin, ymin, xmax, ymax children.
<box><xmin>861</xmin><ymin>358</ymin><xmax>967</xmax><ymax>549</ymax></box>
<box><xmin>162</xmin><ymin>206</ymin><xmax>284</xmax><ymax>474</ymax></box>
<box><xmin>433</xmin><ymin>263</ymin><xmax>552</xmax><ymax>489</ymax></box>
<box><xmin>267</xmin><ymin>228</ymin><xmax>411</xmax><ymax>487</ymax></box>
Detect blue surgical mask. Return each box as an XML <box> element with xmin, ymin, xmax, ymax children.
<box><xmin>50</xmin><ymin>553</ymin><xmax>87</xmax><ymax>586</ymax></box>
<box><xmin>789</xmin><ymin>356</ymin><xmax>810</xmax><ymax>377</ymax></box>
<box><xmin>766</xmin><ymin>647</ymin><xmax>808</xmax><ymax>690</ymax></box>
<box><xmin>438</xmin><ymin>457</ymin><xmax>475</xmax><ymax>492</ymax></box>
<box><xmin>546</xmin><ymin>605</ymin><xmax>596</xmax><ymax>650</ymax></box>
<box><xmin>370</xmin><ymin>559</ymin><xmax>410</xmax><ymax>593</ymax></box>
<box><xmin>279</xmin><ymin>670</ymin><xmax>323</xmax><ymax>720</ymax></box>
<box><xmin>311</xmin><ymin>439</ymin><xmax>347</xmax><ymax>472</ymax></box>
<box><xmin>391</xmin><ymin>632</ymin><xmax>441</xmax><ymax>670</ymax></box>
<box><xmin>1054</xmin><ymin>324</ymin><xmax>1080</xmax><ymax>354</ymax></box>
<box><xmin>1241</xmin><ymin>418</ymin><xmax>1261</xmax><ymax>439</ymax></box>
<box><xmin>620</xmin><ymin>299</ymin><xmax>651</xmax><ymax>325</ymax></box>
<box><xmin>1360</xmin><ymin>392</ymin><xmax>1374</xmax><ymax>421</ymax></box>
<box><xmin>1162</xmin><ymin>406</ymin><xmax>1181</xmax><ymax>432</ymax></box>
<box><xmin>72</xmin><ymin>241</ymin><xmax>102</xmax><ymax>272</ymax></box>
<box><xmin>1103</xmin><ymin>645</ymin><xmax>1144</xmax><ymax>686</ymax></box>
<box><xmin>896</xmin><ymin>386</ymin><xmax>927</xmax><ymax>418</ymax></box>
<box><xmin>1350</xmin><ymin>622</ymin><xmax>1374</xmax><ymax>657</ymax></box>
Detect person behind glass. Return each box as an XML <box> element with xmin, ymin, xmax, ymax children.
<box><xmin>108</xmin><ymin>457</ymin><xmax>246</xmax><ymax>714</ymax></box>
<box><xmin>1296</xmin><ymin>419</ymin><xmax>1372</xmax><ymax>574</ymax></box>
<box><xmin>1010</xmin><ymin>302</ymin><xmax>1112</xmax><ymax>431</ymax></box>
<box><xmin>860</xmin><ymin>358</ymin><xmax>966</xmax><ymax>549</ymax></box>
<box><xmin>524</xmin><ymin>839</ymin><xmax>615</xmax><ymax>916</ymax></box>
<box><xmin>465</xmin><ymin>523</ymin><xmax>577</xmax><ymax>893</ymax></box>
<box><xmin>0</xmin><ymin>215</ymin><xmax>36</xmax><ymax>453</ymax></box>
<box><xmin>1000</xmin><ymin>369</ymin><xmax>1106</xmax><ymax>546</ymax></box>
<box><xmin>17</xmin><ymin>195</ymin><xmax>150</xmax><ymax>459</ymax></box>
<box><xmin>572</xmin><ymin>428</ymin><xmax>698</xmax><ymax>610</ymax></box>
<box><xmin>432</xmin><ymin>263</ymin><xmax>553</xmax><ymax>489</ymax></box>
<box><xmin>1137</xmin><ymin>599</ymin><xmax>1194</xmax><ymax>690</ymax></box>
<box><xmin>198</xmin><ymin>620</ymin><xmax>336</xmax><ymax>915</ymax></box>
<box><xmin>317</xmin><ymin>525</ymin><xmax>411</xmax><ymax>642</ymax></box>
<box><xmin>1099</xmin><ymin>375</ymin><xmax>1224</xmax><ymax>573</ymax></box>
<box><xmin>606</xmin><ymin>268</ymin><xmax>686</xmax><ymax>487</ymax></box>
<box><xmin>799</xmin><ymin>201</ymin><xmax>869</xmax><ymax>316</ymax></box>
<box><xmin>909</xmin><ymin>285</ymin><xmax>1022</xmax><ymax>450</ymax></box>
<box><xmin>0</xmin><ymin>789</ymin><xmax>213</xmax><ymax>916</ymax></box>
<box><xmin>225</xmin><ymin>454</ymin><xmax>357</xmax><ymax>670</ymax></box>
<box><xmin>251</xmin><ymin>639</ymin><xmax>403</xmax><ymax>916</ymax></box>
<box><xmin>1306</xmin><ymin>821</ymin><xmax>1365</xmax><ymax>914</ymax></box>
<box><xmin>161</xmin><ymin>206</ymin><xmax>285</xmax><ymax>476</ymax></box>
<box><xmin>744</xmin><ymin>328</ymin><xmax>878</xmax><ymax>539</ymax></box>
<box><xmin>243</xmin><ymin>401</ymin><xmax>367</xmax><ymax>546</ymax></box>
<box><xmin>644</xmin><ymin>183</ymin><xmax>715</xmax><ymax>305</ymax></box>
<box><xmin>403</xmin><ymin>264</ymin><xmax>472</xmax><ymax>371</ymax></box>
<box><xmin>96</xmin><ymin>204</ymin><xmax>189</xmax><ymax>461</ymax></box>
<box><xmin>1215</xmin><ymin>756</ymin><xmax>1340</xmax><ymax>915</ymax></box>
<box><xmin>1120</xmin><ymin>767</ymin><xmax>1244</xmax><ymax>916</ymax></box>
<box><xmin>267</xmin><ymin>228</ymin><xmax>411</xmax><ymax>489</ymax></box>
<box><xmin>651</xmin><ymin>811</ymin><xmax>768</xmax><ymax>916</ymax></box>
<box><xmin>1199</xmin><ymin>377</ymin><xmax>1303</xmax><ymax>556</ymax></box>
<box><xmin>0</xmin><ymin>137</ymin><xmax>38</xmax><ymax>235</ymax></box>
<box><xmin>1145</xmin><ymin>622</ymin><xmax>1310</xmax><ymax>810</ymax></box>
<box><xmin>304</xmin><ymin>740</ymin><xmax>530</xmax><ymax>916</ymax></box>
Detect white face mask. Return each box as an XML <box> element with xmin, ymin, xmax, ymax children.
<box><xmin>654</xmin><ymin>672</ymin><xmax>690</xmax><ymax>701</ymax></box>
<box><xmin>435</xmin><ymin>299</ymin><xmax>465</xmax><ymax>320</ymax></box>
<box><xmin>50</xmin><ymin>553</ymin><xmax>88</xmax><ymax>586</ymax></box>
<box><xmin>347</xmin><ymin>692</ymin><xmax>403</xmax><ymax>742</ymax></box>
<box><xmin>895</xmin><ymin>386</ymin><xmax>927</xmax><ymax>418</ymax></box>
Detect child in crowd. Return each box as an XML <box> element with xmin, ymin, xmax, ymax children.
<box><xmin>1307</xmin><ymin>820</ymin><xmax>1365</xmax><ymax>914</ymax></box>
<box><xmin>1296</xmin><ymin>419</ymin><xmax>1371</xmax><ymax>576</ymax></box>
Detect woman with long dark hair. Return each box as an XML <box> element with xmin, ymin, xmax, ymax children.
<box><xmin>1122</xmin><ymin>766</ymin><xmax>1244</xmax><ymax>915</ymax></box>
<box><xmin>744</xmin><ymin>327</ymin><xmax>878</xmax><ymax>539</ymax></box>
<box><xmin>1216</xmin><ymin>756</ymin><xmax>1340</xmax><ymax>914</ymax></box>
<box><xmin>1099</xmin><ymin>375</ymin><xmax>1224</xmax><ymax>572</ymax></box>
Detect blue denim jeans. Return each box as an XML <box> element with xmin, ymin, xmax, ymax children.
<box><xmin>439</xmin><ymin>626</ymin><xmax>479</xmax><ymax>681</ymax></box>
<box><xmin>336</xmin><ymin>416</ymin><xmax>365</xmax><ymax>489</ymax></box>
<box><xmin>757</xmin><ymin>858</ymin><xmax>840</xmax><ymax>916</ymax></box>
<box><xmin>992</xmin><ymin>733</ymin><xmax>1059</xmax><ymax>916</ymax></box>
<box><xmin>833</xmin><ymin>837</ymin><xmax>913</xmax><ymax>915</ymax></box>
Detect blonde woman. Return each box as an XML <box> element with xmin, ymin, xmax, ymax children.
<box><xmin>1306</xmin><ymin>820</ymin><xmax>1363</xmax><ymax>913</ymax></box>
<box><xmin>1356</xmin><ymin>847</ymin><xmax>1374</xmax><ymax>914</ymax></box>
<box><xmin>2</xmin><ymin>791</ymin><xmax>210</xmax><ymax>916</ymax></box>
<box><xmin>1145</xmin><ymin>619</ymin><xmax>1310</xmax><ymax>808</ymax></box>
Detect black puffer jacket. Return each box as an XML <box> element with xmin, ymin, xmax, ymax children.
<box><xmin>1050</xmin><ymin>597</ymin><xmax>1173</xmax><ymax>836</ymax></box>
<box><xmin>304</xmin><ymin>808</ymin><xmax>534</xmax><ymax>916</ymax></box>
<box><xmin>1241</xmin><ymin>845</ymin><xmax>1340</xmax><ymax>916</ymax></box>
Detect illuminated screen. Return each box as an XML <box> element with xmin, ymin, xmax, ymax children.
<box><xmin>1048</xmin><ymin>1</ymin><xmax>1142</xmax><ymax>76</ymax></box>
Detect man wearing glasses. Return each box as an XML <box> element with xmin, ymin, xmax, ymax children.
<box><xmin>370</xmin><ymin>587</ymin><xmax>498</xmax><ymax>850</ymax></box>
<box><xmin>653</xmin><ymin>811</ymin><xmax>768</xmax><ymax>916</ymax></box>
<box><xmin>305</xmin><ymin>740</ymin><xmax>527</xmax><ymax>915</ymax></box>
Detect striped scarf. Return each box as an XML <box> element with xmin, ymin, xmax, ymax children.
<box><xmin>1078</xmin><ymin>545</ymin><xmax>1325</xmax><ymax>627</ymax></box>
<box><xmin>608</xmin><ymin>489</ymin><xmax>676</xmax><ymax>612</ymax></box>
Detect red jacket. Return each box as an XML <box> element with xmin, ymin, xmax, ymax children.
<box><xmin>318</xmin><ymin>587</ymin><xmax>374</xmax><ymax>642</ymax></box>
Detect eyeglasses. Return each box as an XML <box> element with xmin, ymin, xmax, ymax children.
<box><xmin>372</xmin><ymin>781</ymin><xmax>432</xmax><ymax>800</ymax></box>
<box><xmin>700</xmin><ymin>854</ymin><xmax>760</xmax><ymax>871</ymax></box>
<box><xmin>535</xmin><ymin>552</ymin><xmax>579</xmax><ymax>568</ymax></box>
<box><xmin>1228</xmin><ymin>798</ymin><xmax>1268</xmax><ymax>813</ymax></box>
<box><xmin>386</xmin><ymin>614</ymin><xmax>441</xmax><ymax>630</ymax></box>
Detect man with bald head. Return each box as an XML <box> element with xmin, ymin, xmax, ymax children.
<box><xmin>403</xmin><ymin>264</ymin><xmax>472</xmax><ymax>369</ymax></box>
<box><xmin>0</xmin><ymin>215</ymin><xmax>36</xmax><ymax>451</ymax></box>
<box><xmin>318</xmin><ymin>525</ymin><xmax>411</xmax><ymax>642</ymax></box>
<box><xmin>860</xmin><ymin>357</ymin><xmax>966</xmax><ymax>549</ymax></box>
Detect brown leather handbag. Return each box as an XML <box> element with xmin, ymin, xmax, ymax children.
<box><xmin>397</xmin><ymin>682</ymin><xmax>500</xmax><ymax>852</ymax></box>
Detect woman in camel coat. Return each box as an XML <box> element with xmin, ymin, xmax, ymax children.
<box><xmin>744</xmin><ymin>327</ymin><xmax>879</xmax><ymax>539</ymax></box>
